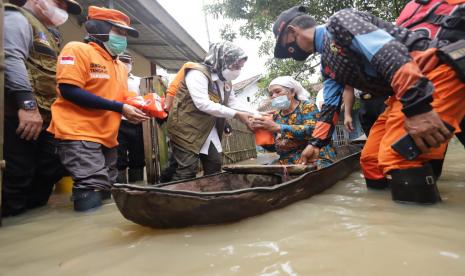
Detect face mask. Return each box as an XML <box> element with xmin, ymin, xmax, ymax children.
<box><xmin>271</xmin><ymin>95</ymin><xmax>291</xmax><ymax>110</ymax></box>
<box><xmin>104</xmin><ymin>32</ymin><xmax>128</xmax><ymax>56</ymax></box>
<box><xmin>286</xmin><ymin>41</ymin><xmax>311</xmax><ymax>61</ymax></box>
<box><xmin>222</xmin><ymin>68</ymin><xmax>241</xmax><ymax>81</ymax></box>
<box><xmin>38</xmin><ymin>0</ymin><xmax>69</xmax><ymax>26</ymax></box>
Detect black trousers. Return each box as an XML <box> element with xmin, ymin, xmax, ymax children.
<box><xmin>358</xmin><ymin>95</ymin><xmax>388</xmax><ymax>136</ymax></box>
<box><xmin>2</xmin><ymin>118</ymin><xmax>66</xmax><ymax>216</ymax></box>
<box><xmin>117</xmin><ymin>120</ymin><xmax>145</xmax><ymax>170</ymax></box>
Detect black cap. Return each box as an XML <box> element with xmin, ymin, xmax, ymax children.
<box><xmin>273</xmin><ymin>6</ymin><xmax>307</xmax><ymax>58</ymax></box>
<box><xmin>63</xmin><ymin>0</ymin><xmax>82</xmax><ymax>15</ymax></box>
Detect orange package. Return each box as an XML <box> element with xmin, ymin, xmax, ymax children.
<box><xmin>125</xmin><ymin>93</ymin><xmax>168</xmax><ymax>119</ymax></box>
<box><xmin>255</xmin><ymin>129</ymin><xmax>275</xmax><ymax>146</ymax></box>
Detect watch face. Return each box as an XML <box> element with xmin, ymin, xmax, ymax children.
<box><xmin>22</xmin><ymin>100</ymin><xmax>37</xmax><ymax>110</ymax></box>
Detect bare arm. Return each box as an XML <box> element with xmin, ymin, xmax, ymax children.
<box><xmin>343</xmin><ymin>86</ymin><xmax>355</xmax><ymax>132</ymax></box>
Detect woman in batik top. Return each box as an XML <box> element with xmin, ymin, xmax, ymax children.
<box><xmin>252</xmin><ymin>76</ymin><xmax>336</xmax><ymax>168</ymax></box>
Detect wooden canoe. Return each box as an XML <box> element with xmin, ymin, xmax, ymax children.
<box><xmin>111</xmin><ymin>145</ymin><xmax>361</xmax><ymax>228</ymax></box>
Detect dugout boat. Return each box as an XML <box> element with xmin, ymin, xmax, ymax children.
<box><xmin>111</xmin><ymin>145</ymin><xmax>361</xmax><ymax>228</ymax></box>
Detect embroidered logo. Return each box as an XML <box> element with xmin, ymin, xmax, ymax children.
<box><xmin>60</xmin><ymin>56</ymin><xmax>75</xmax><ymax>65</ymax></box>
<box><xmin>90</xmin><ymin>63</ymin><xmax>109</xmax><ymax>78</ymax></box>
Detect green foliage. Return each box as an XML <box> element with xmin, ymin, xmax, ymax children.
<box><xmin>206</xmin><ymin>0</ymin><xmax>410</xmax><ymax>89</ymax></box>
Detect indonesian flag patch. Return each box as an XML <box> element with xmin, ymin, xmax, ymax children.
<box><xmin>60</xmin><ymin>56</ymin><xmax>75</xmax><ymax>65</ymax></box>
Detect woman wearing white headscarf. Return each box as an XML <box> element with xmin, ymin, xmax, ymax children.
<box><xmin>252</xmin><ymin>76</ymin><xmax>336</xmax><ymax>167</ymax></box>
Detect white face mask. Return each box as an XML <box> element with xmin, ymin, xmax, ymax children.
<box><xmin>38</xmin><ymin>0</ymin><xmax>69</xmax><ymax>26</ymax></box>
<box><xmin>222</xmin><ymin>68</ymin><xmax>241</xmax><ymax>81</ymax></box>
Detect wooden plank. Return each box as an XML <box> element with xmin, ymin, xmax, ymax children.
<box><xmin>0</xmin><ymin>1</ymin><xmax>4</xmax><ymax>225</ymax></box>
<box><xmin>139</xmin><ymin>76</ymin><xmax>169</xmax><ymax>184</ymax></box>
<box><xmin>140</xmin><ymin>77</ymin><xmax>159</xmax><ymax>184</ymax></box>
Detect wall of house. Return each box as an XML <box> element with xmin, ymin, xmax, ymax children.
<box><xmin>235</xmin><ymin>83</ymin><xmax>266</xmax><ymax>109</ymax></box>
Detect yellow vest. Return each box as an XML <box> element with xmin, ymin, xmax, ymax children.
<box><xmin>5</xmin><ymin>4</ymin><xmax>59</xmax><ymax>122</ymax></box>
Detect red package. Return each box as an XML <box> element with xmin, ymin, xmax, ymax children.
<box><xmin>125</xmin><ymin>93</ymin><xmax>168</xmax><ymax>119</ymax></box>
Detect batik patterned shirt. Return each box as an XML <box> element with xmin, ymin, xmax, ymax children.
<box><xmin>311</xmin><ymin>9</ymin><xmax>441</xmax><ymax>148</ymax></box>
<box><xmin>271</xmin><ymin>100</ymin><xmax>336</xmax><ymax>167</ymax></box>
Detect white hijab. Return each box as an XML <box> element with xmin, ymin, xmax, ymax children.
<box><xmin>269</xmin><ymin>76</ymin><xmax>310</xmax><ymax>101</ymax></box>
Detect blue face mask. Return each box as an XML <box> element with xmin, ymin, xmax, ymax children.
<box><xmin>104</xmin><ymin>32</ymin><xmax>127</xmax><ymax>56</ymax></box>
<box><xmin>271</xmin><ymin>95</ymin><xmax>291</xmax><ymax>110</ymax></box>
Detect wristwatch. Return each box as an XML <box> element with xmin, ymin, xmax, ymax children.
<box><xmin>19</xmin><ymin>100</ymin><xmax>37</xmax><ymax>111</ymax></box>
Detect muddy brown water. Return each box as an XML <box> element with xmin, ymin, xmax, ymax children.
<box><xmin>0</xmin><ymin>142</ymin><xmax>464</xmax><ymax>276</ymax></box>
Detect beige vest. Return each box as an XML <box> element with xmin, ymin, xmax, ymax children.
<box><xmin>167</xmin><ymin>63</ymin><xmax>231</xmax><ymax>154</ymax></box>
<box><xmin>6</xmin><ymin>4</ymin><xmax>59</xmax><ymax>122</ymax></box>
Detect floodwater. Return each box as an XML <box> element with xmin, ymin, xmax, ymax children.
<box><xmin>0</xmin><ymin>142</ymin><xmax>464</xmax><ymax>276</ymax></box>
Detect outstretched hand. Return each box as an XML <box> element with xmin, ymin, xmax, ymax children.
<box><xmin>251</xmin><ymin>115</ymin><xmax>280</xmax><ymax>132</ymax></box>
<box><xmin>234</xmin><ymin>111</ymin><xmax>254</xmax><ymax>131</ymax></box>
<box><xmin>122</xmin><ymin>104</ymin><xmax>150</xmax><ymax>124</ymax></box>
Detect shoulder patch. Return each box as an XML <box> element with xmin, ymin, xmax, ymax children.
<box><xmin>60</xmin><ymin>56</ymin><xmax>75</xmax><ymax>65</ymax></box>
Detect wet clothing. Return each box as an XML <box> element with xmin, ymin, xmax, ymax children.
<box><xmin>49</xmin><ymin>41</ymin><xmax>130</xmax><ymax>192</ymax></box>
<box><xmin>311</xmin><ymin>9</ymin><xmax>436</xmax><ymax>148</ymax></box>
<box><xmin>270</xmin><ymin>100</ymin><xmax>336</xmax><ymax>168</ymax></box>
<box><xmin>167</xmin><ymin>62</ymin><xmax>254</xmax><ymax>180</ymax></box>
<box><xmin>361</xmin><ymin>64</ymin><xmax>465</xmax><ymax>179</ymax></box>
<box><xmin>2</xmin><ymin>6</ymin><xmax>65</xmax><ymax>216</ymax></box>
<box><xmin>171</xmin><ymin>143</ymin><xmax>222</xmax><ymax>181</ymax></box>
<box><xmin>57</xmin><ymin>141</ymin><xmax>117</xmax><ymax>191</ymax></box>
<box><xmin>309</xmin><ymin>9</ymin><xmax>465</xmax><ymax>185</ymax></box>
<box><xmin>2</xmin><ymin>121</ymin><xmax>66</xmax><ymax>216</ymax></box>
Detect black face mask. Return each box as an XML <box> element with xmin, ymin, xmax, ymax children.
<box><xmin>286</xmin><ymin>41</ymin><xmax>311</xmax><ymax>61</ymax></box>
